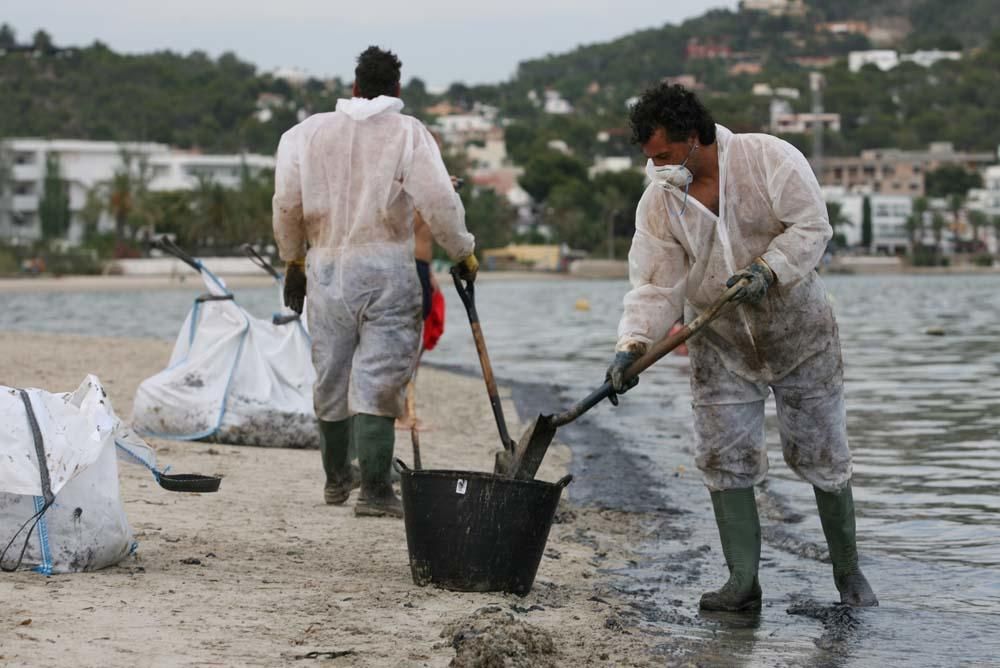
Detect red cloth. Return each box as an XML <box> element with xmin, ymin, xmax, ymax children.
<box><xmin>423</xmin><ymin>288</ymin><xmax>446</xmax><ymax>351</ymax></box>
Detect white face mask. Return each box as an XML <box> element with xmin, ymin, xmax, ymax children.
<box><xmin>644</xmin><ymin>160</ymin><xmax>693</xmax><ymax>190</ymax></box>
<box><xmin>645</xmin><ymin>143</ymin><xmax>698</xmax><ymax>213</ymax></box>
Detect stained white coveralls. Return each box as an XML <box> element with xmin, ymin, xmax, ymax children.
<box><xmin>273</xmin><ymin>96</ymin><xmax>475</xmax><ymax>421</ymax></box>
<box><xmin>616</xmin><ymin>124</ymin><xmax>851</xmax><ymax>492</ymax></box>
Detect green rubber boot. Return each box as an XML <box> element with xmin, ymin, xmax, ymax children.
<box><xmin>700</xmin><ymin>487</ymin><xmax>763</xmax><ymax>612</ymax></box>
<box><xmin>319</xmin><ymin>419</ymin><xmax>359</xmax><ymax>505</ymax></box>
<box><xmin>352</xmin><ymin>414</ymin><xmax>403</xmax><ymax>518</ymax></box>
<box><xmin>814</xmin><ymin>483</ymin><xmax>878</xmax><ymax>607</ymax></box>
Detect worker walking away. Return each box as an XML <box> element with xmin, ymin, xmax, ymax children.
<box><xmin>273</xmin><ymin>46</ymin><xmax>478</xmax><ymax>518</ymax></box>
<box><xmin>606</xmin><ymin>83</ymin><xmax>877</xmax><ymax>610</ymax></box>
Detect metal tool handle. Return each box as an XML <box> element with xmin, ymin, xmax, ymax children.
<box><xmin>241</xmin><ymin>243</ymin><xmax>282</xmax><ymax>281</ymax></box>
<box><xmin>153</xmin><ymin>237</ymin><xmax>201</xmax><ymax>273</ymax></box>
<box><xmin>550</xmin><ymin>279</ymin><xmax>748</xmax><ymax>428</ymax></box>
<box><xmin>451</xmin><ymin>267</ymin><xmax>515</xmax><ymax>452</ymax></box>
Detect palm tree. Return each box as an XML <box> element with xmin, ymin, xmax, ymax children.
<box><xmin>97</xmin><ymin>149</ymin><xmax>153</xmax><ymax>242</ymax></box>
<box><xmin>968</xmin><ymin>209</ymin><xmax>989</xmax><ymax>251</ymax></box>
<box><xmin>930</xmin><ymin>212</ymin><xmax>947</xmax><ymax>265</ymax></box>
<box><xmin>906</xmin><ymin>197</ymin><xmax>929</xmax><ymax>254</ymax></box>
<box><xmin>826</xmin><ymin>201</ymin><xmax>853</xmax><ymax>248</ymax></box>
<box><xmin>947</xmin><ymin>193</ymin><xmax>964</xmax><ymax>249</ymax></box>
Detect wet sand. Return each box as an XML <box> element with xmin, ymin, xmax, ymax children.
<box><xmin>0</xmin><ymin>332</ymin><xmax>665</xmax><ymax>667</ymax></box>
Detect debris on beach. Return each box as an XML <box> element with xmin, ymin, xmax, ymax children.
<box><xmin>442</xmin><ymin>606</ymin><xmax>557</xmax><ymax>667</ymax></box>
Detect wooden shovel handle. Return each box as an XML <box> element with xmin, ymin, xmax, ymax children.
<box><xmin>549</xmin><ymin>279</ymin><xmax>747</xmax><ymax>428</ymax></box>
<box><xmin>624</xmin><ymin>278</ymin><xmax>746</xmax><ymax>380</ymax></box>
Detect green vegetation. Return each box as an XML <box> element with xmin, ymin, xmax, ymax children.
<box><xmin>38</xmin><ymin>153</ymin><xmax>70</xmax><ymax>239</ymax></box>
<box><xmin>3</xmin><ymin>0</ymin><xmax>1000</xmax><ymax>264</ymax></box>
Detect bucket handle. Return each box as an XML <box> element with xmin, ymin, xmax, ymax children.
<box><xmin>555</xmin><ymin>474</ymin><xmax>573</xmax><ymax>489</ymax></box>
<box><xmin>393</xmin><ymin>458</ymin><xmax>410</xmax><ymax>474</ymax></box>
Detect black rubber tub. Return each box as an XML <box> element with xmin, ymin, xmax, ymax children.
<box><xmin>396</xmin><ymin>459</ymin><xmax>572</xmax><ymax>596</ymax></box>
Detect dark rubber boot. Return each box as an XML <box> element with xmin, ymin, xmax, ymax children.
<box><xmin>352</xmin><ymin>414</ymin><xmax>403</xmax><ymax>519</ymax></box>
<box><xmin>814</xmin><ymin>483</ymin><xmax>878</xmax><ymax>607</ymax></box>
<box><xmin>320</xmin><ymin>419</ymin><xmax>359</xmax><ymax>505</ymax></box>
<box><xmin>700</xmin><ymin>487</ymin><xmax>763</xmax><ymax>612</ymax></box>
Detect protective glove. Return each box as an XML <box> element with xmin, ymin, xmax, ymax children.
<box><xmin>283</xmin><ymin>259</ymin><xmax>307</xmax><ymax>314</ymax></box>
<box><xmin>605</xmin><ymin>350</ymin><xmax>641</xmax><ymax>406</ymax></box>
<box><xmin>726</xmin><ymin>257</ymin><xmax>774</xmax><ymax>305</ymax></box>
<box><xmin>454</xmin><ymin>254</ymin><xmax>479</xmax><ymax>283</ymax></box>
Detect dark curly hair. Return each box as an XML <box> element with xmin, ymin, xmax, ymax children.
<box><xmin>355</xmin><ymin>46</ymin><xmax>402</xmax><ymax>99</ymax></box>
<box><xmin>629</xmin><ymin>83</ymin><xmax>716</xmax><ymax>146</ymax></box>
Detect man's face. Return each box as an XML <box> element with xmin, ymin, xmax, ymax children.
<box><xmin>642</xmin><ymin>127</ymin><xmax>695</xmax><ymax>167</ymax></box>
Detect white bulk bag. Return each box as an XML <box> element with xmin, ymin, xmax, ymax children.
<box><xmin>131</xmin><ymin>265</ymin><xmax>318</xmax><ymax>448</ymax></box>
<box><xmin>1</xmin><ymin>376</ymin><xmax>161</xmax><ymax>574</ymax></box>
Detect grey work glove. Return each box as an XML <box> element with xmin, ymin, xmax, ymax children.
<box><xmin>283</xmin><ymin>260</ymin><xmax>307</xmax><ymax>314</ymax></box>
<box><xmin>605</xmin><ymin>350</ymin><xmax>641</xmax><ymax>406</ymax></box>
<box><xmin>726</xmin><ymin>257</ymin><xmax>774</xmax><ymax>305</ymax></box>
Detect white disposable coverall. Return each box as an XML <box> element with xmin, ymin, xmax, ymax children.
<box><xmin>273</xmin><ymin>96</ymin><xmax>475</xmax><ymax>421</ymax></box>
<box><xmin>617</xmin><ymin>125</ymin><xmax>851</xmax><ymax>492</ymax></box>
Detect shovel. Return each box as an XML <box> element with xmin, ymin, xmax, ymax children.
<box><xmin>451</xmin><ymin>269</ymin><xmax>517</xmax><ymax>471</ymax></box>
<box><xmin>503</xmin><ymin>278</ymin><xmax>749</xmax><ymax>481</ymax></box>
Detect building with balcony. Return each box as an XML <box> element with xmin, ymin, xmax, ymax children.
<box><xmin>819</xmin><ymin>143</ymin><xmax>995</xmax><ymax>197</ymax></box>
<box><xmin>0</xmin><ymin>138</ymin><xmax>274</xmax><ymax>243</ymax></box>
<box><xmin>823</xmin><ymin>187</ymin><xmax>913</xmax><ymax>254</ymax></box>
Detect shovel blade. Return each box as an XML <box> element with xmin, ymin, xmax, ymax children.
<box><xmin>508</xmin><ymin>414</ymin><xmax>558</xmax><ymax>481</ymax></box>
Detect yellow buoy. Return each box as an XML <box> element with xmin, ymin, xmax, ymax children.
<box><xmin>575</xmin><ymin>298</ymin><xmax>591</xmax><ymax>311</ymax></box>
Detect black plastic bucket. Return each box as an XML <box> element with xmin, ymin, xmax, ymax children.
<box><xmin>396</xmin><ymin>459</ymin><xmax>572</xmax><ymax>596</ymax></box>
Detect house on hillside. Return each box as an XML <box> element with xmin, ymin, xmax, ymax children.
<box><xmin>686</xmin><ymin>38</ymin><xmax>731</xmax><ymax>60</ymax></box>
<box><xmin>740</xmin><ymin>0</ymin><xmax>806</xmax><ymax>17</ymax></box>
<box><xmin>815</xmin><ymin>21</ymin><xmax>870</xmax><ymax>36</ymax></box>
<box><xmin>465</xmin><ymin>129</ymin><xmax>508</xmax><ymax>171</ymax></box>
<box><xmin>769</xmin><ymin>100</ymin><xmax>840</xmax><ymax>135</ymax></box>
<box><xmin>433</xmin><ymin>113</ymin><xmax>496</xmax><ymax>146</ymax></box>
<box><xmin>543</xmin><ymin>90</ymin><xmax>573</xmax><ymax>115</ymax></box>
<box><xmin>663</xmin><ymin>75</ymin><xmax>703</xmax><ymax>90</ymax></box>
<box><xmin>729</xmin><ymin>62</ymin><xmax>764</xmax><ymax>76</ymax></box>
<box><xmin>588</xmin><ymin>157</ymin><xmax>633</xmax><ymax>179</ymax></box>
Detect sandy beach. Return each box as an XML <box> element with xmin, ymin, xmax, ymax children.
<box><xmin>0</xmin><ymin>331</ymin><xmax>664</xmax><ymax>667</ymax></box>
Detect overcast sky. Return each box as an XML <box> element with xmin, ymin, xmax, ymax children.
<box><xmin>3</xmin><ymin>1</ymin><xmax>737</xmax><ymax>88</ymax></box>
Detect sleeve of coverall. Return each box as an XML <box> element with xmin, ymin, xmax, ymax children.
<box><xmin>402</xmin><ymin>125</ymin><xmax>475</xmax><ymax>262</ymax></box>
<box><xmin>272</xmin><ymin>131</ymin><xmax>307</xmax><ymax>262</ymax></box>
<box><xmin>760</xmin><ymin>143</ymin><xmax>832</xmax><ymax>285</ymax></box>
<box><xmin>616</xmin><ymin>192</ymin><xmax>689</xmax><ymax>353</ymax></box>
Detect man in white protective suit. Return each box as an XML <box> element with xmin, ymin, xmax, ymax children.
<box><xmin>606</xmin><ymin>83</ymin><xmax>877</xmax><ymax>611</ymax></box>
<box><xmin>272</xmin><ymin>46</ymin><xmax>478</xmax><ymax>518</ymax></box>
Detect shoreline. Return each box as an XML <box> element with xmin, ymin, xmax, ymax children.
<box><xmin>0</xmin><ymin>270</ymin><xmax>574</xmax><ymax>294</ymax></box>
<box><xmin>0</xmin><ymin>331</ymin><xmax>669</xmax><ymax>666</ymax></box>
<box><xmin>3</xmin><ymin>263</ymin><xmax>999</xmax><ymax>294</ymax></box>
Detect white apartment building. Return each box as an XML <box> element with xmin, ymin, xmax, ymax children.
<box><xmin>823</xmin><ymin>187</ymin><xmax>913</xmax><ymax>254</ymax></box>
<box><xmin>900</xmin><ymin>50</ymin><xmax>962</xmax><ymax>68</ymax></box>
<box><xmin>848</xmin><ymin>50</ymin><xmax>900</xmax><ymax>72</ymax></box>
<box><xmin>0</xmin><ymin>138</ymin><xmax>274</xmax><ymax>243</ymax></box>
<box><xmin>967</xmin><ymin>164</ymin><xmax>1000</xmax><ymax>218</ymax></box>
<box><xmin>849</xmin><ymin>49</ymin><xmax>963</xmax><ymax>73</ymax></box>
